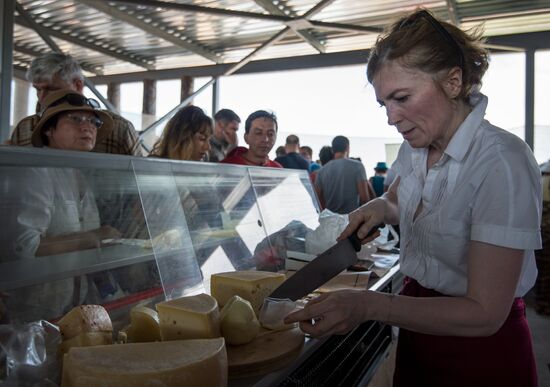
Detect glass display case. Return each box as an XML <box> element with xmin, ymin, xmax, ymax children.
<box><xmin>0</xmin><ymin>146</ymin><xmax>320</xmax><ymax>325</ymax></box>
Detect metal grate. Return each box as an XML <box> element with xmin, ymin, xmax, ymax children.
<box><xmin>277</xmin><ymin>321</ymin><xmax>392</xmax><ymax>387</ymax></box>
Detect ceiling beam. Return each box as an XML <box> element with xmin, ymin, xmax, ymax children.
<box><xmin>88</xmin><ymin>49</ymin><xmax>371</xmax><ymax>84</ymax></box>
<box><xmin>308</xmin><ymin>20</ymin><xmax>382</xmax><ymax>34</ymax></box>
<box><xmin>14</xmin><ymin>43</ymin><xmax>102</xmax><ymax>75</ymax></box>
<box><xmin>80</xmin><ymin>0</ymin><xmax>221</xmax><ymax>63</ymax></box>
<box><xmin>15</xmin><ymin>12</ymin><xmax>153</xmax><ymax>70</ymax></box>
<box><xmin>108</xmin><ymin>0</ymin><xmax>379</xmax><ymax>36</ymax></box>
<box><xmin>110</xmin><ymin>0</ymin><xmax>291</xmax><ymax>23</ymax></box>
<box><xmin>254</xmin><ymin>0</ymin><xmax>326</xmax><ymax>53</ymax></box>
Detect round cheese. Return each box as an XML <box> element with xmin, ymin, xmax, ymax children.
<box><xmin>61</xmin><ymin>338</ymin><xmax>227</xmax><ymax>387</ymax></box>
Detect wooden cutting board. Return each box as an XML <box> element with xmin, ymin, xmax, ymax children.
<box><xmin>227</xmin><ymin>326</ymin><xmax>305</xmax><ymax>379</ymax></box>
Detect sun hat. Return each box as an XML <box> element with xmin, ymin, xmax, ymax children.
<box><xmin>31</xmin><ymin>89</ymin><xmax>113</xmax><ymax>147</ymax></box>
<box><xmin>374</xmin><ymin>161</ymin><xmax>388</xmax><ymax>171</ymax></box>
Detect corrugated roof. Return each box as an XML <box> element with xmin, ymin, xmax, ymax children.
<box><xmin>12</xmin><ymin>0</ymin><xmax>550</xmax><ymax>78</ymax></box>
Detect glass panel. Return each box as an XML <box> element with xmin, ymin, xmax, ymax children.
<box><xmin>249</xmin><ymin>168</ymin><xmax>320</xmax><ymax>271</ymax></box>
<box><xmin>0</xmin><ymin>148</ymin><xmax>322</xmax><ymax>324</ymax></box>
<box><xmin>169</xmin><ymin>163</ymin><xmax>270</xmax><ymax>294</ymax></box>
<box><xmin>131</xmin><ymin>159</ymin><xmax>203</xmax><ymax>300</ymax></box>
<box><xmin>0</xmin><ymin>155</ymin><xmax>164</xmax><ymax>323</ymax></box>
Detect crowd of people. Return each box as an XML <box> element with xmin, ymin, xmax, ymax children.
<box><xmin>2</xmin><ymin>8</ymin><xmax>548</xmax><ymax>385</ymax></box>
<box><xmin>5</xmin><ymin>51</ymin><xmax>389</xmax><ymax>216</ymax></box>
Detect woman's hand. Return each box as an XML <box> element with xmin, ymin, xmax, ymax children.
<box><xmin>284</xmin><ymin>290</ymin><xmax>370</xmax><ymax>337</ymax></box>
<box><xmin>338</xmin><ymin>199</ymin><xmax>387</xmax><ymax>244</ymax></box>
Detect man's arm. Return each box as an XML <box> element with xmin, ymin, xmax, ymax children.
<box><xmin>357</xmin><ymin>180</ymin><xmax>370</xmax><ymax>205</ymax></box>
<box><xmin>315</xmin><ymin>184</ymin><xmax>326</xmax><ymax>210</ymax></box>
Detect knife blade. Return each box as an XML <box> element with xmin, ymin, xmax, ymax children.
<box><xmin>269</xmin><ymin>224</ymin><xmax>383</xmax><ymax>301</ymax></box>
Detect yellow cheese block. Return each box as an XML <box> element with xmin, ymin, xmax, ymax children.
<box><xmin>211</xmin><ymin>271</ymin><xmax>286</xmax><ymax>315</ymax></box>
<box><xmin>156</xmin><ymin>293</ymin><xmax>221</xmax><ymax>341</ymax></box>
<box><xmin>127</xmin><ymin>306</ymin><xmax>161</xmax><ymax>343</ymax></box>
<box><xmin>59</xmin><ymin>331</ymin><xmax>113</xmax><ymax>355</ymax></box>
<box><xmin>61</xmin><ymin>338</ymin><xmax>227</xmax><ymax>387</ymax></box>
<box><xmin>57</xmin><ymin>305</ymin><xmax>112</xmax><ymax>340</ymax></box>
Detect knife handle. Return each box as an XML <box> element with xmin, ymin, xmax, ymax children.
<box><xmin>348</xmin><ymin>223</ymin><xmax>384</xmax><ymax>252</ymax></box>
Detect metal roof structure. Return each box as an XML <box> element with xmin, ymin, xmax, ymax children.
<box><xmin>9</xmin><ymin>0</ymin><xmax>550</xmax><ymax>81</ymax></box>
<box><xmin>2</xmin><ymin>0</ymin><xmax>550</xmax><ymax>143</ymax></box>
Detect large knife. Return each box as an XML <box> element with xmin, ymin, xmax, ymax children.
<box><xmin>269</xmin><ymin>224</ymin><xmax>383</xmax><ymax>301</ymax></box>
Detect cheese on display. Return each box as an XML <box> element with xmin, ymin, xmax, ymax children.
<box><xmin>57</xmin><ymin>305</ymin><xmax>112</xmax><ymax>340</ymax></box>
<box><xmin>211</xmin><ymin>271</ymin><xmax>286</xmax><ymax>315</ymax></box>
<box><xmin>156</xmin><ymin>293</ymin><xmax>221</xmax><ymax>341</ymax></box>
<box><xmin>127</xmin><ymin>306</ymin><xmax>161</xmax><ymax>342</ymax></box>
<box><xmin>220</xmin><ymin>295</ymin><xmax>260</xmax><ymax>345</ymax></box>
<box><xmin>59</xmin><ymin>331</ymin><xmax>113</xmax><ymax>355</ymax></box>
<box><xmin>61</xmin><ymin>338</ymin><xmax>228</xmax><ymax>387</ymax></box>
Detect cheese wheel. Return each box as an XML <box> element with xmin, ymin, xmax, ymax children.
<box><xmin>59</xmin><ymin>331</ymin><xmax>113</xmax><ymax>355</ymax></box>
<box><xmin>211</xmin><ymin>271</ymin><xmax>286</xmax><ymax>315</ymax></box>
<box><xmin>57</xmin><ymin>305</ymin><xmax>112</xmax><ymax>340</ymax></box>
<box><xmin>61</xmin><ymin>338</ymin><xmax>227</xmax><ymax>387</ymax></box>
<box><xmin>156</xmin><ymin>293</ymin><xmax>220</xmax><ymax>341</ymax></box>
<box><xmin>127</xmin><ymin>306</ymin><xmax>161</xmax><ymax>343</ymax></box>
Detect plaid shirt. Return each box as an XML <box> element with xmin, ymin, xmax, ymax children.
<box><xmin>10</xmin><ymin>111</ymin><xmax>143</xmax><ymax>156</ymax></box>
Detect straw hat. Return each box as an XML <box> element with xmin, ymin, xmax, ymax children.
<box><xmin>31</xmin><ymin>89</ymin><xmax>113</xmax><ymax>147</ymax></box>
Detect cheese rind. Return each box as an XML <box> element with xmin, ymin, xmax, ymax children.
<box><xmin>211</xmin><ymin>271</ymin><xmax>286</xmax><ymax>315</ymax></box>
<box><xmin>156</xmin><ymin>293</ymin><xmax>221</xmax><ymax>341</ymax></box>
<box><xmin>57</xmin><ymin>305</ymin><xmax>112</xmax><ymax>340</ymax></box>
<box><xmin>127</xmin><ymin>306</ymin><xmax>161</xmax><ymax>343</ymax></box>
<box><xmin>61</xmin><ymin>338</ymin><xmax>227</xmax><ymax>387</ymax></box>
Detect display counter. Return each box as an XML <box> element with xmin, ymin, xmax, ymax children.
<box><xmin>0</xmin><ymin>146</ymin><xmax>399</xmax><ymax>386</ymax></box>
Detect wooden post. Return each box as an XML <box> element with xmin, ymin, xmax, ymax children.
<box><xmin>181</xmin><ymin>75</ymin><xmax>194</xmax><ymax>105</ymax></box>
<box><xmin>107</xmin><ymin>82</ymin><xmax>120</xmax><ymax>111</ymax></box>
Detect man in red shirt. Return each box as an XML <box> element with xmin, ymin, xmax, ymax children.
<box><xmin>221</xmin><ymin>110</ymin><xmax>282</xmax><ymax>168</ymax></box>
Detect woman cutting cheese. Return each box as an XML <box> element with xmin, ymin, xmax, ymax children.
<box><xmin>286</xmin><ymin>9</ymin><xmax>541</xmax><ymax>386</ymax></box>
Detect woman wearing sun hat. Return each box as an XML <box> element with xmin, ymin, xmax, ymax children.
<box><xmin>0</xmin><ymin>89</ymin><xmax>121</xmax><ymax>322</ymax></box>
<box><xmin>31</xmin><ymin>88</ymin><xmax>113</xmax><ymax>151</ymax></box>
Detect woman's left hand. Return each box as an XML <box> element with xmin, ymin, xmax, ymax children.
<box><xmin>284</xmin><ymin>290</ymin><xmax>369</xmax><ymax>337</ymax></box>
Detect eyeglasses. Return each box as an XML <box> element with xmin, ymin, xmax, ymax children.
<box><xmin>39</xmin><ymin>93</ymin><xmax>101</xmax><ymax>118</ymax></box>
<box><xmin>398</xmin><ymin>10</ymin><xmax>464</xmax><ymax>70</ymax></box>
<box><xmin>62</xmin><ymin>113</ymin><xmax>103</xmax><ymax>129</ymax></box>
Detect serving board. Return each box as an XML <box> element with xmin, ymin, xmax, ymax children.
<box><xmin>227</xmin><ymin>326</ymin><xmax>305</xmax><ymax>379</ymax></box>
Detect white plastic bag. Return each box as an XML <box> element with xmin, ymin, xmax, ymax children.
<box><xmin>304</xmin><ymin>209</ymin><xmax>349</xmax><ymax>255</ymax></box>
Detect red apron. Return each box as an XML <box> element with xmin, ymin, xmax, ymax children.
<box><xmin>393</xmin><ymin>278</ymin><xmax>538</xmax><ymax>387</ymax></box>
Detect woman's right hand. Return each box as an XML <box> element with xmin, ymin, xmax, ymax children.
<box><xmin>338</xmin><ymin>198</ymin><xmax>386</xmax><ymax>244</ymax></box>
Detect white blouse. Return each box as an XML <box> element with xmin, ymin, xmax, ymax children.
<box><xmin>393</xmin><ymin>93</ymin><xmax>542</xmax><ymax>297</ymax></box>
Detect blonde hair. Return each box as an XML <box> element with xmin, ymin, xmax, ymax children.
<box><xmin>150</xmin><ymin>105</ymin><xmax>213</xmax><ymax>160</ymax></box>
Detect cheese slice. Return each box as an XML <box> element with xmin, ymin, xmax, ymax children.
<box><xmin>156</xmin><ymin>293</ymin><xmax>220</xmax><ymax>341</ymax></box>
<box><xmin>210</xmin><ymin>271</ymin><xmax>286</xmax><ymax>315</ymax></box>
<box><xmin>127</xmin><ymin>306</ymin><xmax>161</xmax><ymax>343</ymax></box>
<box><xmin>59</xmin><ymin>331</ymin><xmax>113</xmax><ymax>355</ymax></box>
<box><xmin>61</xmin><ymin>338</ymin><xmax>227</xmax><ymax>387</ymax></box>
<box><xmin>57</xmin><ymin>305</ymin><xmax>112</xmax><ymax>340</ymax></box>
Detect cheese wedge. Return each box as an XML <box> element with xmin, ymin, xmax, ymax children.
<box><xmin>220</xmin><ymin>295</ymin><xmax>260</xmax><ymax>345</ymax></box>
<box><xmin>211</xmin><ymin>271</ymin><xmax>286</xmax><ymax>315</ymax></box>
<box><xmin>57</xmin><ymin>305</ymin><xmax>112</xmax><ymax>340</ymax></box>
<box><xmin>61</xmin><ymin>338</ymin><xmax>227</xmax><ymax>387</ymax></box>
<box><xmin>156</xmin><ymin>293</ymin><xmax>220</xmax><ymax>341</ymax></box>
<box><xmin>127</xmin><ymin>306</ymin><xmax>161</xmax><ymax>343</ymax></box>
<box><xmin>59</xmin><ymin>331</ymin><xmax>113</xmax><ymax>355</ymax></box>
